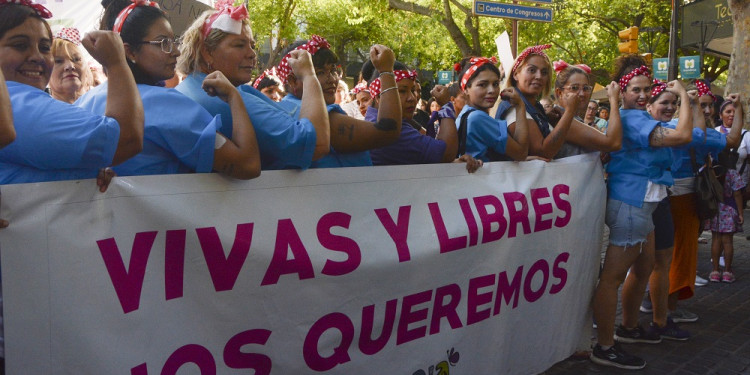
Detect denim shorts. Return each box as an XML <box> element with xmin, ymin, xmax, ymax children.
<box><xmin>606</xmin><ymin>198</ymin><xmax>658</xmax><ymax>247</ymax></box>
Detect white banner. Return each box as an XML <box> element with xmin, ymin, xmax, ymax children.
<box><xmin>0</xmin><ymin>154</ymin><xmax>604</xmax><ymax>374</ymax></box>
<box><xmin>44</xmin><ymin>0</ymin><xmax>212</xmax><ymax>36</ymax></box>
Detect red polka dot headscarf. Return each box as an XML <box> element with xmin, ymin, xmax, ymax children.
<box><xmin>350</xmin><ymin>81</ymin><xmax>369</xmax><ymax>95</ymax></box>
<box><xmin>369</xmin><ymin>70</ymin><xmax>417</xmax><ymax>97</ymax></box>
<box><xmin>552</xmin><ymin>59</ymin><xmax>591</xmax><ymax>75</ymax></box>
<box><xmin>54</xmin><ymin>27</ymin><xmax>81</xmax><ymax>46</ymax></box>
<box><xmin>618</xmin><ymin>65</ymin><xmax>651</xmax><ymax>92</ymax></box>
<box><xmin>252</xmin><ymin>67</ymin><xmax>280</xmax><ymax>89</ymax></box>
<box><xmin>276</xmin><ymin>35</ymin><xmax>331</xmax><ymax>85</ymax></box>
<box><xmin>113</xmin><ymin>0</ymin><xmax>160</xmax><ymax>34</ymax></box>
<box><xmin>0</xmin><ymin>0</ymin><xmax>52</xmax><ymax>18</ymax></box>
<box><xmin>651</xmin><ymin>79</ymin><xmax>667</xmax><ymax>99</ymax></box>
<box><xmin>460</xmin><ymin>56</ymin><xmax>498</xmax><ymax>90</ymax></box>
<box><xmin>695</xmin><ymin>80</ymin><xmax>716</xmax><ymax>102</ymax></box>
<box><xmin>510</xmin><ymin>44</ymin><xmax>552</xmax><ymax>79</ymax></box>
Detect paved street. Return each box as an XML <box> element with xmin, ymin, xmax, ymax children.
<box><xmin>543</xmin><ymin>211</ymin><xmax>750</xmax><ymax>375</ymax></box>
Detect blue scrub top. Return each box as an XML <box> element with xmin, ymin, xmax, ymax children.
<box><xmin>76</xmin><ymin>83</ymin><xmax>219</xmax><ymax>176</ymax></box>
<box><xmin>606</xmin><ymin>109</ymin><xmax>674</xmax><ymax>207</ymax></box>
<box><xmin>0</xmin><ymin>82</ymin><xmax>119</xmax><ymax>184</ymax></box>
<box><xmin>175</xmin><ymin>73</ymin><xmax>316</xmax><ymax>170</ymax></box>
<box><xmin>456</xmin><ymin>105</ymin><xmax>509</xmax><ymax>162</ymax></box>
<box><xmin>279</xmin><ymin>94</ymin><xmax>372</xmax><ymax>168</ymax></box>
<box><xmin>669</xmin><ymin>119</ymin><xmax>725</xmax><ymax>179</ymax></box>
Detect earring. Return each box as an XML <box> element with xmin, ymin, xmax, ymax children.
<box><xmin>129</xmin><ymin>59</ymin><xmax>136</xmax><ymax>64</ymax></box>
<box><xmin>207</xmin><ymin>62</ymin><xmax>213</xmax><ymax>71</ymax></box>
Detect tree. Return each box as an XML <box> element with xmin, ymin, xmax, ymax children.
<box><xmin>251</xmin><ymin>0</ymin><xmax>299</xmax><ymax>70</ymax></box>
<box><xmin>387</xmin><ymin>0</ymin><xmax>483</xmax><ymax>57</ymax></box>
<box><xmin>725</xmin><ymin>0</ymin><xmax>750</xmax><ymax>124</ymax></box>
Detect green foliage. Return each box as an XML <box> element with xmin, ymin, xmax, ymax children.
<box><xmin>248</xmin><ymin>0</ymin><xmax>674</xmax><ymax>83</ymax></box>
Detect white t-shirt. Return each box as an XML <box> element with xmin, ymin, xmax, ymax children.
<box><xmin>736</xmin><ymin>130</ymin><xmax>750</xmax><ymax>183</ymax></box>
<box><xmin>503</xmin><ymin>107</ymin><xmax>535</xmax><ymax>129</ymax></box>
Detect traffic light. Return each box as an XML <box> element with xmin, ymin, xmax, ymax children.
<box><xmin>618</xmin><ymin>26</ymin><xmax>639</xmax><ymax>54</ymax></box>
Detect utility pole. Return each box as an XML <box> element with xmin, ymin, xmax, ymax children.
<box><xmin>667</xmin><ymin>0</ymin><xmax>680</xmax><ymax>80</ymax></box>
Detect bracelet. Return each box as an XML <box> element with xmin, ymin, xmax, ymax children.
<box><xmin>379</xmin><ymin>71</ymin><xmax>395</xmax><ymax>78</ymax></box>
<box><xmin>380</xmin><ymin>86</ymin><xmax>398</xmax><ymax>95</ymax></box>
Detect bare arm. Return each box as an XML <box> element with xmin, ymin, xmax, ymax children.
<box><xmin>735</xmin><ymin>189</ymin><xmax>744</xmax><ymax>224</ymax></box>
<box><xmin>566</xmin><ymin>82</ymin><xmax>622</xmax><ymax>152</ymax></box>
<box><xmin>724</xmin><ymin>93</ymin><xmax>744</xmax><ymax>149</ymax></box>
<box><xmin>437</xmin><ymin>117</ymin><xmax>459</xmax><ymax>162</ymax></box>
<box><xmin>83</xmin><ymin>31</ymin><xmax>144</xmax><ymax>165</ymax></box>
<box><xmin>329</xmin><ymin>45</ymin><xmax>401</xmax><ymax>153</ymax></box>
<box><xmin>521</xmin><ymin>92</ymin><xmax>577</xmax><ymax>159</ymax></box>
<box><xmin>0</xmin><ymin>69</ymin><xmax>15</xmax><ymax>148</ymax></box>
<box><xmin>502</xmin><ymin>88</ymin><xmax>529</xmax><ymax>161</ymax></box>
<box><xmin>289</xmin><ymin>50</ymin><xmax>330</xmax><ymax>160</ymax></box>
<box><xmin>204</xmin><ymin>71</ymin><xmax>260</xmax><ymax>179</ymax></box>
<box><xmin>649</xmin><ymin>80</ymin><xmax>692</xmax><ymax>147</ymax></box>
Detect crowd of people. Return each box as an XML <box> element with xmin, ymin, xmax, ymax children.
<box><xmin>0</xmin><ymin>0</ymin><xmax>747</xmax><ymax>372</ymax></box>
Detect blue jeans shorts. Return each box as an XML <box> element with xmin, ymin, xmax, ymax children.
<box><xmin>606</xmin><ymin>198</ymin><xmax>658</xmax><ymax>247</ymax></box>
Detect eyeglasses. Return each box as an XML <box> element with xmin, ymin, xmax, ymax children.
<box><xmin>563</xmin><ymin>84</ymin><xmax>593</xmax><ymax>93</ymax></box>
<box><xmin>133</xmin><ymin>37</ymin><xmax>181</xmax><ymax>54</ymax></box>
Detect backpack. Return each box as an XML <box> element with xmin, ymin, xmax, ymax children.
<box><xmin>691</xmin><ymin>149</ymin><xmax>724</xmax><ymax>221</ymax></box>
<box><xmin>456</xmin><ymin>109</ymin><xmax>512</xmax><ymax>161</ymax></box>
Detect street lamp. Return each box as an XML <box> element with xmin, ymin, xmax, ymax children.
<box><xmin>690</xmin><ymin>19</ymin><xmax>719</xmax><ymax>77</ymax></box>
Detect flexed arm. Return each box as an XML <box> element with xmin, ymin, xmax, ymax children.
<box><xmin>289</xmin><ymin>50</ymin><xmax>330</xmax><ymax>160</ymax></box>
<box><xmin>82</xmin><ymin>31</ymin><xmax>144</xmax><ymax>165</ymax></box>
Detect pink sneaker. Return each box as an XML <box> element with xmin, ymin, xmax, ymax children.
<box><xmin>722</xmin><ymin>271</ymin><xmax>735</xmax><ymax>283</ymax></box>
<box><xmin>709</xmin><ymin>271</ymin><xmax>721</xmax><ymax>282</ymax></box>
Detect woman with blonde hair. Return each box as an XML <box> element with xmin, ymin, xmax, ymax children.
<box><xmin>176</xmin><ymin>2</ymin><xmax>330</xmax><ymax>170</ymax></box>
<box><xmin>49</xmin><ymin>27</ymin><xmax>87</xmax><ymax>103</ymax></box>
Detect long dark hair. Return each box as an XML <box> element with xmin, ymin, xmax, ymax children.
<box><xmin>100</xmin><ymin>0</ymin><xmax>167</xmax><ymax>85</ymax></box>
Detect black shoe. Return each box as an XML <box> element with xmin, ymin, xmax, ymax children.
<box><xmin>614</xmin><ymin>324</ymin><xmax>662</xmax><ymax>344</ymax></box>
<box><xmin>590</xmin><ymin>343</ymin><xmax>646</xmax><ymax>370</ymax></box>
<box><xmin>651</xmin><ymin>318</ymin><xmax>690</xmax><ymax>341</ymax></box>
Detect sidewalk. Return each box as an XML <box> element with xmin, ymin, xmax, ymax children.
<box><xmin>543</xmin><ymin>212</ymin><xmax>750</xmax><ymax>375</ymax></box>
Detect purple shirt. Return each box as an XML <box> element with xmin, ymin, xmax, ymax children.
<box><xmin>366</xmin><ymin>106</ymin><xmax>447</xmax><ymax>165</ymax></box>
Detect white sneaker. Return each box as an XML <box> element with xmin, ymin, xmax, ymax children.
<box><xmin>695</xmin><ymin>274</ymin><xmax>708</xmax><ymax>287</ymax></box>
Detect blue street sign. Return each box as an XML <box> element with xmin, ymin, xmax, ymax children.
<box><xmin>653</xmin><ymin>58</ymin><xmax>669</xmax><ymax>81</ymax></box>
<box><xmin>473</xmin><ymin>0</ymin><xmax>553</xmax><ymax>23</ymax></box>
<box><xmin>437</xmin><ymin>71</ymin><xmax>454</xmax><ymax>85</ymax></box>
<box><xmin>679</xmin><ymin>56</ymin><xmax>701</xmax><ymax>79</ymax></box>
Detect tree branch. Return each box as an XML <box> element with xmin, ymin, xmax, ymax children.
<box><xmin>388</xmin><ymin>0</ymin><xmax>437</xmax><ymax>16</ymax></box>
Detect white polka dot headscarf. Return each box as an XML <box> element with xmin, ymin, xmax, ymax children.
<box><xmin>113</xmin><ymin>0</ymin><xmax>160</xmax><ymax>34</ymax></box>
<box><xmin>0</xmin><ymin>0</ymin><xmax>52</xmax><ymax>18</ymax></box>
<box><xmin>369</xmin><ymin>70</ymin><xmax>417</xmax><ymax>97</ymax></box>
<box><xmin>276</xmin><ymin>35</ymin><xmax>331</xmax><ymax>85</ymax></box>
<box><xmin>460</xmin><ymin>56</ymin><xmax>497</xmax><ymax>90</ymax></box>
<box><xmin>54</xmin><ymin>27</ymin><xmax>81</xmax><ymax>46</ymax></box>
<box><xmin>618</xmin><ymin>65</ymin><xmax>651</xmax><ymax>92</ymax></box>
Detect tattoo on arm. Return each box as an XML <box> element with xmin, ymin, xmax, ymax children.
<box><xmin>649</xmin><ymin>126</ymin><xmax>667</xmax><ymax>146</ymax></box>
<box><xmin>336</xmin><ymin>123</ymin><xmax>355</xmax><ymax>141</ymax></box>
<box><xmin>374</xmin><ymin>118</ymin><xmax>398</xmax><ymax>131</ymax></box>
